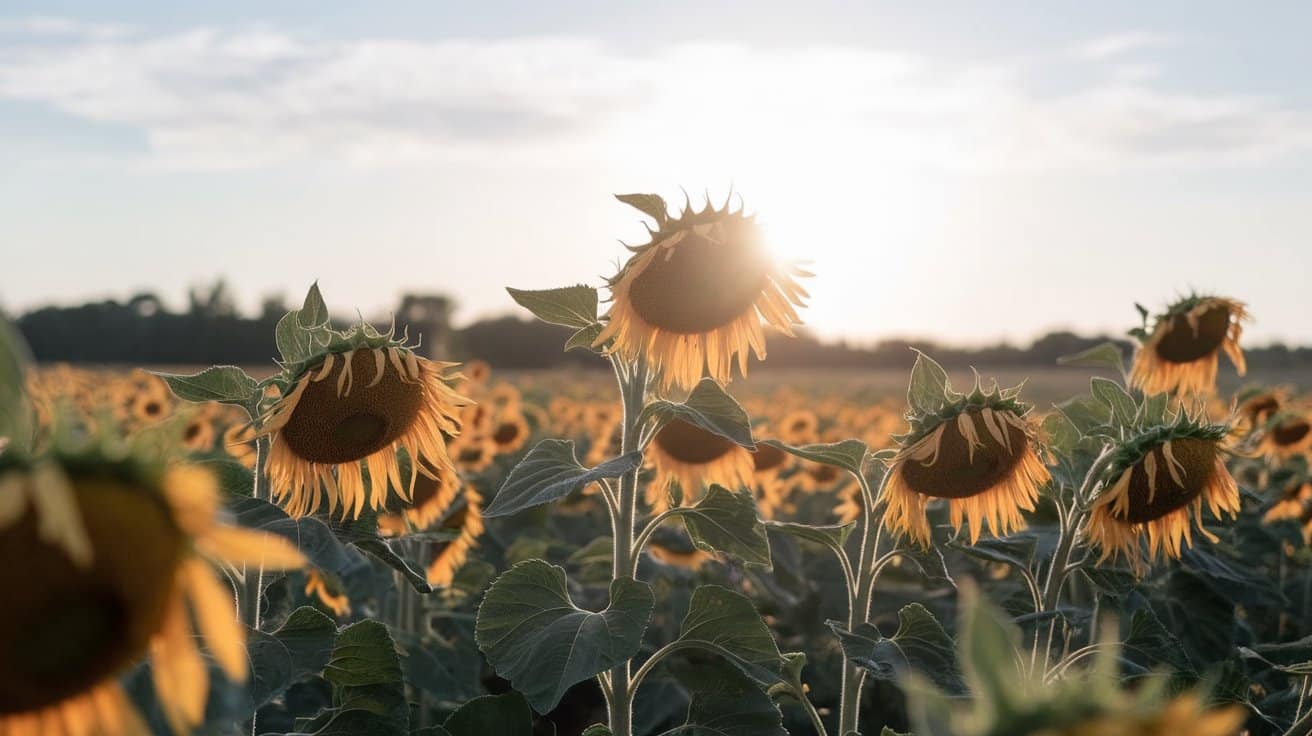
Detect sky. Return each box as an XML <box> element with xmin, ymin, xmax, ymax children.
<box><xmin>2</xmin><ymin>1</ymin><xmax>1310</xmax><ymax>346</ymax></box>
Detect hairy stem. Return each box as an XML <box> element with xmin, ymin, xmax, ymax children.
<box><xmin>606</xmin><ymin>357</ymin><xmax>646</xmax><ymax>736</ymax></box>
<box><xmin>838</xmin><ymin>466</ymin><xmax>887</xmax><ymax>736</ymax></box>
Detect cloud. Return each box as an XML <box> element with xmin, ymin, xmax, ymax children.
<box><xmin>0</xmin><ymin>19</ymin><xmax>1308</xmax><ymax>171</ymax></box>
<box><xmin>1072</xmin><ymin>31</ymin><xmax>1175</xmax><ymax>60</ymax></box>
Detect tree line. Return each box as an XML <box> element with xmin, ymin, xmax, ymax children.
<box><xmin>10</xmin><ymin>283</ymin><xmax>1312</xmax><ymax>372</ymax></box>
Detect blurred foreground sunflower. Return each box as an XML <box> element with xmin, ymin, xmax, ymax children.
<box><xmin>883</xmin><ymin>358</ymin><xmax>1049</xmax><ymax>546</ymax></box>
<box><xmin>1086</xmin><ymin>409</ymin><xmax>1239</xmax><ymax>573</ymax></box>
<box><xmin>0</xmin><ymin>439</ymin><xmax>304</xmax><ymax>736</ymax></box>
<box><xmin>258</xmin><ymin>328</ymin><xmax>470</xmax><ymax>520</ymax></box>
<box><xmin>595</xmin><ymin>193</ymin><xmax>809</xmax><ymax>391</ymax></box>
<box><xmin>1129</xmin><ymin>295</ymin><xmax>1248</xmax><ymax>396</ymax></box>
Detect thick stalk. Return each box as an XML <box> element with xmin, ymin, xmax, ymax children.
<box><xmin>838</xmin><ymin>469</ymin><xmax>885</xmax><ymax>736</ymax></box>
<box><xmin>242</xmin><ymin>436</ymin><xmax>270</xmax><ymax>627</ymax></box>
<box><xmin>607</xmin><ymin>358</ymin><xmax>646</xmax><ymax>736</ymax></box>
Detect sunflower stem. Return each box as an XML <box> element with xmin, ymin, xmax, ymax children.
<box><xmin>604</xmin><ymin>355</ymin><xmax>646</xmax><ymax>736</ymax></box>
<box><xmin>242</xmin><ymin>436</ymin><xmax>272</xmax><ymax>629</ymax></box>
<box><xmin>838</xmin><ymin>464</ymin><xmax>888</xmax><ymax>736</ymax></box>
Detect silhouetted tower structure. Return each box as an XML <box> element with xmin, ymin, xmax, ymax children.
<box><xmin>396</xmin><ymin>294</ymin><xmax>454</xmax><ymax>359</ymax></box>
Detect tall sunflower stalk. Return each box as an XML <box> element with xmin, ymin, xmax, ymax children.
<box><xmin>479</xmin><ymin>191</ymin><xmax>825</xmax><ymax>736</ymax></box>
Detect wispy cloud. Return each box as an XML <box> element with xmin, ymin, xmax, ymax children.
<box><xmin>0</xmin><ymin>18</ymin><xmax>1308</xmax><ymax>171</ymax></box>
<box><xmin>1071</xmin><ymin>31</ymin><xmax>1176</xmax><ymax>60</ymax></box>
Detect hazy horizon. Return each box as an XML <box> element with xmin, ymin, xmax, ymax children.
<box><xmin>4</xmin><ymin>2</ymin><xmax>1311</xmax><ymax>345</ymax></box>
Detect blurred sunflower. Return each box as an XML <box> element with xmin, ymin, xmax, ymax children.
<box><xmin>451</xmin><ymin>435</ymin><xmax>497</xmax><ymax>473</ymax></box>
<box><xmin>304</xmin><ymin>570</ymin><xmax>350</xmax><ymax>617</ymax></box>
<box><xmin>748</xmin><ymin>440</ymin><xmax>793</xmax><ymax>520</ymax></box>
<box><xmin>489</xmin><ymin>412</ymin><xmax>530</xmax><ymax>455</ymax></box>
<box><xmin>222</xmin><ymin>422</ymin><xmax>258</xmax><ymax>469</ymax></box>
<box><xmin>1129</xmin><ymin>295</ymin><xmax>1249</xmax><ymax>396</ymax></box>
<box><xmin>0</xmin><ymin>440</ymin><xmax>304</xmax><ymax>736</ymax></box>
<box><xmin>426</xmin><ymin>487</ymin><xmax>484</xmax><ymax>587</ymax></box>
<box><xmin>1086</xmin><ymin>413</ymin><xmax>1239</xmax><ymax>573</ymax></box>
<box><xmin>258</xmin><ymin>335</ymin><xmax>470</xmax><ymax>520</ymax></box>
<box><xmin>1259</xmin><ymin>411</ymin><xmax>1312</xmax><ymax>459</ymax></box>
<box><xmin>645</xmin><ymin>418</ymin><xmax>753</xmax><ymax>512</ymax></box>
<box><xmin>595</xmin><ymin>194</ymin><xmax>810</xmax><ymax>391</ymax></box>
<box><xmin>778</xmin><ymin>409</ymin><xmax>820</xmax><ymax>445</ymax></box>
<box><xmin>883</xmin><ymin>380</ymin><xmax>1049</xmax><ymax>547</ymax></box>
<box><xmin>1262</xmin><ymin>478</ymin><xmax>1312</xmax><ymax>542</ymax></box>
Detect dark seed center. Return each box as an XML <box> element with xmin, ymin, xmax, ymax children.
<box><xmin>752</xmin><ymin>443</ymin><xmax>787</xmax><ymax>473</ymax></box>
<box><xmin>1274</xmin><ymin>420</ymin><xmax>1311</xmax><ymax>447</ymax></box>
<box><xmin>900</xmin><ymin>411</ymin><xmax>1028</xmax><ymax>500</ymax></box>
<box><xmin>654</xmin><ymin>418</ymin><xmax>736</xmax><ymax>465</ymax></box>
<box><xmin>1154</xmin><ymin>305</ymin><xmax>1232</xmax><ymax>363</ymax></box>
<box><xmin>1114</xmin><ymin>438</ymin><xmax>1216</xmax><ymax>523</ymax></box>
<box><xmin>280</xmin><ymin>350</ymin><xmax>425</xmax><ymax>465</ymax></box>
<box><xmin>493</xmin><ymin>423</ymin><xmax>521</xmax><ymax>445</ymax></box>
<box><xmin>627</xmin><ymin>219</ymin><xmax>771</xmax><ymax>334</ymax></box>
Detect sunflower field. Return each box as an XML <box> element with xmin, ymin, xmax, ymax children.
<box><xmin>3</xmin><ymin>192</ymin><xmax>1312</xmax><ymax>736</ymax></box>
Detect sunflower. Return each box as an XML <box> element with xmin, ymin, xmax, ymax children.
<box><xmin>1129</xmin><ymin>296</ymin><xmax>1249</xmax><ymax>396</ymax></box>
<box><xmin>180</xmin><ymin>413</ymin><xmax>216</xmax><ymax>453</ymax></box>
<box><xmin>222</xmin><ymin>422</ymin><xmax>258</xmax><ymax>469</ymax></box>
<box><xmin>427</xmin><ymin>487</ymin><xmax>484</xmax><ymax>587</ymax></box>
<box><xmin>304</xmin><ymin>570</ymin><xmax>350</xmax><ymax>617</ymax></box>
<box><xmin>1259</xmin><ymin>411</ymin><xmax>1312</xmax><ymax>459</ymax></box>
<box><xmin>1262</xmin><ymin>479</ymin><xmax>1312</xmax><ymax>542</ymax></box>
<box><xmin>1039</xmin><ymin>694</ymin><xmax>1245</xmax><ymax>736</ymax></box>
<box><xmin>748</xmin><ymin>439</ymin><xmax>793</xmax><ymax>520</ymax></box>
<box><xmin>1237</xmin><ymin>388</ymin><xmax>1284</xmax><ymax>432</ymax></box>
<box><xmin>647</xmin><ymin>540</ymin><xmax>716</xmax><ymax>571</ymax></box>
<box><xmin>883</xmin><ymin>380</ymin><xmax>1049</xmax><ymax>547</ymax></box>
<box><xmin>490</xmin><ymin>412</ymin><xmax>530</xmax><ymax>455</ymax></box>
<box><xmin>1086</xmin><ymin>417</ymin><xmax>1240</xmax><ymax>574</ymax></box>
<box><xmin>258</xmin><ymin>336</ymin><xmax>470</xmax><ymax>520</ymax></box>
<box><xmin>0</xmin><ymin>443</ymin><xmax>304</xmax><ymax>736</ymax></box>
<box><xmin>645</xmin><ymin>418</ymin><xmax>754</xmax><ymax>512</ymax></box>
<box><xmin>378</xmin><ymin>456</ymin><xmax>463</xmax><ymax>535</ymax></box>
<box><xmin>451</xmin><ymin>435</ymin><xmax>497</xmax><ymax>474</ymax></box>
<box><xmin>595</xmin><ymin>194</ymin><xmax>810</xmax><ymax>392</ymax></box>
<box><xmin>778</xmin><ymin>409</ymin><xmax>820</xmax><ymax>445</ymax></box>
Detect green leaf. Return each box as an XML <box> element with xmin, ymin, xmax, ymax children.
<box><xmin>662</xmin><ymin>659</ymin><xmax>786</xmax><ymax>736</ymax></box>
<box><xmin>950</xmin><ymin>532</ymin><xmax>1038</xmax><ymax>571</ymax></box>
<box><xmin>761</xmin><ymin>438</ymin><xmax>867</xmax><ymax>475</ymax></box>
<box><xmin>1056</xmin><ymin>341</ymin><xmax>1126</xmax><ymax>374</ymax></box>
<box><xmin>157</xmin><ymin>365</ymin><xmax>259</xmax><ymax>407</ymax></box>
<box><xmin>322</xmin><ymin>620</ymin><xmax>409</xmax><ymax>733</ymax></box>
<box><xmin>1090</xmin><ymin>377</ymin><xmax>1136</xmax><ymax>426</ymax></box>
<box><xmin>676</xmin><ymin>585</ymin><xmax>783</xmax><ymax>685</ymax></box>
<box><xmin>506</xmin><ymin>285</ymin><xmax>599</xmax><ymax>329</ymax></box>
<box><xmin>229</xmin><ymin>496</ymin><xmax>368</xmax><ymax>583</ymax></box>
<box><xmin>276</xmin><ymin>310</ymin><xmax>317</xmax><ymax>365</ymax></box>
<box><xmin>641</xmin><ymin>378</ymin><xmax>755</xmax><ymax>450</ymax></box>
<box><xmin>353</xmin><ymin>537</ymin><xmax>432</xmax><ymax>593</ymax></box>
<box><xmin>442</xmin><ymin>692</ymin><xmax>535</xmax><ymax>736</ymax></box>
<box><xmin>484</xmin><ymin>439</ymin><xmax>643</xmax><ymax>518</ymax></box>
<box><xmin>881</xmin><ymin>729</ymin><xmax>913</xmax><ymax>736</ymax></box>
<box><xmin>0</xmin><ymin>316</ymin><xmax>33</xmax><ymax>452</ymax></box>
<box><xmin>1055</xmin><ymin>394</ymin><xmax>1112</xmax><ymax>436</ymax></box>
<box><xmin>565</xmin><ymin>322</ymin><xmax>605</xmax><ymax>352</ymax></box>
<box><xmin>907</xmin><ymin>350</ymin><xmax>953</xmax><ymax>415</ymax></box>
<box><xmin>957</xmin><ymin>585</ymin><xmax>1027</xmax><ymax>715</ymax></box>
<box><xmin>615</xmin><ymin>193</ymin><xmax>669</xmax><ymax>224</ymax></box>
<box><xmin>475</xmin><ymin>560</ymin><xmax>654</xmax><ymax>713</ymax></box>
<box><xmin>247</xmin><ymin>606</ymin><xmax>338</xmax><ymax>708</ymax></box>
<box><xmin>680</xmin><ymin>485</ymin><xmax>771</xmax><ymax>569</ymax></box>
<box><xmin>299</xmin><ymin>281</ymin><xmax>330</xmax><ymax>328</ymax></box>
<box><xmin>765</xmin><ymin>519</ymin><xmax>856</xmax><ymax>550</ymax></box>
<box><xmin>582</xmin><ymin>726</ymin><xmax>614</xmax><ymax>736</ymax></box>
<box><xmin>830</xmin><ymin>604</ymin><xmax>962</xmax><ymax>693</ymax></box>
<box><xmin>1138</xmin><ymin>391</ymin><xmax>1170</xmax><ymax>426</ymax></box>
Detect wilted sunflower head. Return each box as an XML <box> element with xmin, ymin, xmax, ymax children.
<box><xmin>645</xmin><ymin>418</ymin><xmax>754</xmax><ymax>512</ymax></box>
<box><xmin>594</xmin><ymin>193</ymin><xmax>810</xmax><ymax>392</ymax></box>
<box><xmin>258</xmin><ymin>321</ymin><xmax>471</xmax><ymax>520</ymax></box>
<box><xmin>883</xmin><ymin>363</ymin><xmax>1049</xmax><ymax>547</ymax></box>
<box><xmin>1130</xmin><ymin>295</ymin><xmax>1249</xmax><ymax>396</ymax></box>
<box><xmin>426</xmin><ymin>487</ymin><xmax>485</xmax><ymax>587</ymax></box>
<box><xmin>0</xmin><ymin>431</ymin><xmax>304</xmax><ymax>735</ymax></box>
<box><xmin>1259</xmin><ymin>409</ymin><xmax>1312</xmax><ymax>459</ymax></box>
<box><xmin>1086</xmin><ymin>409</ymin><xmax>1239</xmax><ymax>574</ymax></box>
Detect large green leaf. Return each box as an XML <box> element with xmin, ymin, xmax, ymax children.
<box><xmin>661</xmin><ymin>660</ymin><xmax>786</xmax><ymax>736</ymax></box>
<box><xmin>229</xmin><ymin>496</ymin><xmax>368</xmax><ymax>584</ymax></box>
<box><xmin>506</xmin><ymin>285</ymin><xmax>599</xmax><ymax>329</ymax></box>
<box><xmin>298</xmin><ymin>281</ymin><xmax>331</xmax><ymax>328</ymax></box>
<box><xmin>306</xmin><ymin>620</ymin><xmax>408</xmax><ymax>735</ymax></box>
<box><xmin>157</xmin><ymin>365</ymin><xmax>259</xmax><ymax>408</ymax></box>
<box><xmin>641</xmin><ymin>378</ymin><xmax>755</xmax><ymax>449</ymax></box>
<box><xmin>681</xmin><ymin>485</ymin><xmax>771</xmax><ymax>569</ymax></box>
<box><xmin>765</xmin><ymin>519</ymin><xmax>856</xmax><ymax>550</ymax></box>
<box><xmin>674</xmin><ymin>585</ymin><xmax>783</xmax><ymax>685</ymax></box>
<box><xmin>475</xmin><ymin>560</ymin><xmax>654</xmax><ymax>713</ymax></box>
<box><xmin>441</xmin><ymin>692</ymin><xmax>534</xmax><ymax>736</ymax></box>
<box><xmin>484</xmin><ymin>439</ymin><xmax>643</xmax><ymax>518</ymax></box>
<box><xmin>830</xmin><ymin>604</ymin><xmax>961</xmax><ymax>693</ymax></box>
<box><xmin>247</xmin><ymin>606</ymin><xmax>338</xmax><ymax>708</ymax></box>
<box><xmin>1090</xmin><ymin>377</ymin><xmax>1136</xmax><ymax>426</ymax></box>
<box><xmin>760</xmin><ymin>438</ymin><xmax>868</xmax><ymax>475</ymax></box>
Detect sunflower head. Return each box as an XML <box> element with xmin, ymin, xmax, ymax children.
<box><xmin>883</xmin><ymin>355</ymin><xmax>1049</xmax><ymax>546</ymax></box>
<box><xmin>645</xmin><ymin>418</ymin><xmax>754</xmax><ymax>511</ymax></box>
<box><xmin>1129</xmin><ymin>295</ymin><xmax>1249</xmax><ymax>396</ymax></box>
<box><xmin>258</xmin><ymin>317</ymin><xmax>471</xmax><ymax>520</ymax></box>
<box><xmin>1086</xmin><ymin>406</ymin><xmax>1239</xmax><ymax>573</ymax></box>
<box><xmin>1260</xmin><ymin>409</ymin><xmax>1312</xmax><ymax>459</ymax></box>
<box><xmin>0</xmin><ymin>427</ymin><xmax>304</xmax><ymax>733</ymax></box>
<box><xmin>595</xmin><ymin>192</ymin><xmax>810</xmax><ymax>391</ymax></box>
